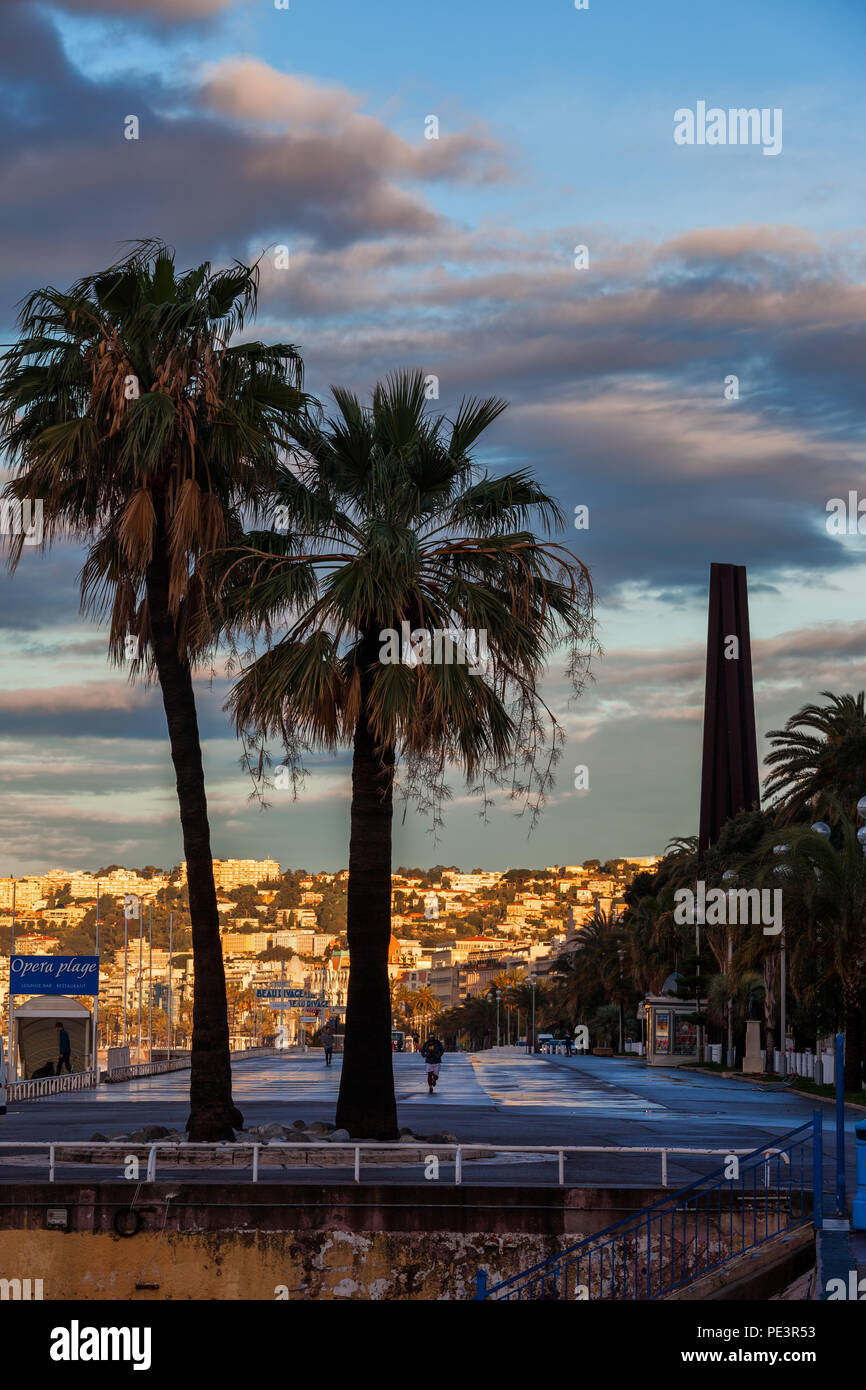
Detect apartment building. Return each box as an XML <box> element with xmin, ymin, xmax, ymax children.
<box><xmin>180</xmin><ymin>859</ymin><xmax>281</xmax><ymax>890</ymax></box>
<box><xmin>14</xmin><ymin>934</ymin><xmax>61</xmax><ymax>952</ymax></box>
<box><xmin>278</xmin><ymin>908</ymin><xmax>319</xmax><ymax>929</ymax></box>
<box><xmin>0</xmin><ymin>878</ymin><xmax>44</xmax><ymax>910</ymax></box>
<box><xmin>40</xmin><ymin>906</ymin><xmax>88</xmax><ymax>926</ymax></box>
<box><xmin>446</xmin><ymin>872</ymin><xmax>503</xmax><ymax>892</ymax></box>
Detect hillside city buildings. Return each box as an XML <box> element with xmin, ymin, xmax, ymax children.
<box><xmin>0</xmin><ymin>856</ymin><xmax>660</xmax><ymax>1055</ymax></box>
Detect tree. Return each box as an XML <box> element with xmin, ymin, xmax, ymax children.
<box><xmin>764</xmin><ymin>692</ymin><xmax>866</xmax><ymax>825</ymax></box>
<box><xmin>0</xmin><ymin>242</ymin><xmax>307</xmax><ymax>1139</ymax></box>
<box><xmin>391</xmin><ymin>981</ymin><xmax>440</xmax><ymax>1034</ymax></box>
<box><xmin>220</xmin><ymin>369</ymin><xmax>595</xmax><ymax>1137</ymax></box>
<box><xmin>746</xmin><ymin>819</ymin><xmax>866</xmax><ymax>1089</ymax></box>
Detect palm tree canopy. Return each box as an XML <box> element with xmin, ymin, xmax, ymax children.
<box><xmin>763</xmin><ymin>691</ymin><xmax>866</xmax><ymax>825</ymax></box>
<box><xmin>220</xmin><ymin>369</ymin><xmax>596</xmax><ymax>813</ymax></box>
<box><xmin>0</xmin><ymin>240</ymin><xmax>307</xmax><ymax>665</ymax></box>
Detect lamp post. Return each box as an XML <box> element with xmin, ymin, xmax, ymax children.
<box><xmin>722</xmin><ymin>869</ymin><xmax>736</xmax><ymax>1068</ymax></box>
<box><xmin>7</xmin><ymin>881</ymin><xmax>16</xmax><ymax>1084</ymax></box>
<box><xmin>488</xmin><ymin>987</ymin><xmax>502</xmax><ymax>1047</ymax></box>
<box><xmin>772</xmin><ymin>844</ymin><xmax>794</xmax><ymax>1071</ymax></box>
<box><xmin>695</xmin><ymin>913</ymin><xmax>702</xmax><ymax>1064</ymax></box>
<box><xmin>123</xmin><ymin>897</ymin><xmax>129</xmax><ymax>1049</ymax></box>
<box><xmin>617</xmin><ymin>947</ymin><xmax>624</xmax><ymax>1055</ymax></box>
<box><xmin>93</xmin><ymin>881</ymin><xmax>101</xmax><ymax>1084</ymax></box>
<box><xmin>531</xmin><ymin>977</ymin><xmax>536</xmax><ymax>1055</ymax></box>
<box><xmin>167</xmin><ymin>909</ymin><xmax>173</xmax><ymax>1063</ymax></box>
<box><xmin>810</xmin><ymin>821</ymin><xmax>833</xmax><ymax>1080</ymax></box>
<box><xmin>137</xmin><ymin>897</ymin><xmax>143</xmax><ymax>1064</ymax></box>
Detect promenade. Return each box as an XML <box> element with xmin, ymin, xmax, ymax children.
<box><xmin>0</xmin><ymin>1050</ymin><xmax>857</xmax><ymax>1188</ymax></box>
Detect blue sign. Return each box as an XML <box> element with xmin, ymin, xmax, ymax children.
<box><xmin>256</xmin><ymin>986</ymin><xmax>307</xmax><ymax>1002</ymax></box>
<box><xmin>10</xmin><ymin>955</ymin><xmax>99</xmax><ymax>996</ymax></box>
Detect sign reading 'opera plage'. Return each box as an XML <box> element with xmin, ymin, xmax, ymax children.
<box><xmin>10</xmin><ymin>955</ymin><xmax>99</xmax><ymax>995</ymax></box>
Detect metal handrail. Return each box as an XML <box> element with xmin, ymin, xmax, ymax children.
<box><xmin>0</xmin><ymin>1138</ymin><xmax>798</xmax><ymax>1187</ymax></box>
<box><xmin>475</xmin><ymin>1115</ymin><xmax>821</xmax><ymax>1300</ymax></box>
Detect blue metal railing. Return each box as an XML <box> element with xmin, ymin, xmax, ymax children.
<box><xmin>475</xmin><ymin>1113</ymin><xmax>822</xmax><ymax>1301</ymax></box>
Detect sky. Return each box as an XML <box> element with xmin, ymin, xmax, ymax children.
<box><xmin>1</xmin><ymin>0</ymin><xmax>865</xmax><ymax>874</ymax></box>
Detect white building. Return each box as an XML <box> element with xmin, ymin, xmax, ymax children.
<box><xmin>180</xmin><ymin>859</ymin><xmax>281</xmax><ymax>890</ymax></box>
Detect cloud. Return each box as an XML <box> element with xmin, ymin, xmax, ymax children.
<box><xmin>0</xmin><ymin>18</ymin><xmax>507</xmax><ymax>305</ymax></box>
<box><xmin>49</xmin><ymin>0</ymin><xmax>233</xmax><ymax>16</ymax></box>
<box><xmin>200</xmin><ymin>57</ymin><xmax>508</xmax><ymax>183</ymax></box>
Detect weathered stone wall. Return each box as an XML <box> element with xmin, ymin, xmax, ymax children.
<box><xmin>0</xmin><ymin>1227</ymin><xmax>581</xmax><ymax>1300</ymax></box>
<box><xmin>0</xmin><ymin>1182</ymin><xmax>791</xmax><ymax>1300</ymax></box>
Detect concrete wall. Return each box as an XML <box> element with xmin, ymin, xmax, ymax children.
<box><xmin>0</xmin><ymin>1182</ymin><xmax>799</xmax><ymax>1301</ymax></box>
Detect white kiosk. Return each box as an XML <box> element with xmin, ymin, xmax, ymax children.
<box><xmin>12</xmin><ymin>995</ymin><xmax>93</xmax><ymax>1079</ymax></box>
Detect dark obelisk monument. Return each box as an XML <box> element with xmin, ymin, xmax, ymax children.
<box><xmin>698</xmin><ymin>563</ymin><xmax>761</xmax><ymax>858</ymax></box>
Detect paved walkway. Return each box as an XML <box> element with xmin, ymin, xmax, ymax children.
<box><xmin>0</xmin><ymin>1051</ymin><xmax>857</xmax><ymax>1189</ymax></box>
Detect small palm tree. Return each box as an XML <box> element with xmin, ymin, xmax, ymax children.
<box><xmin>764</xmin><ymin>692</ymin><xmax>866</xmax><ymax>825</ymax></box>
<box><xmin>219</xmin><ymin>370</ymin><xmax>595</xmax><ymax>1137</ymax></box>
<box><xmin>0</xmin><ymin>242</ymin><xmax>307</xmax><ymax>1139</ymax></box>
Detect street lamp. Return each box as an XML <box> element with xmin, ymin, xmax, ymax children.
<box><xmin>722</xmin><ymin>869</ymin><xmax>737</xmax><ymax>1068</ymax></box>
<box><xmin>488</xmin><ymin>987</ymin><xmax>502</xmax><ymax>1047</ymax></box>
<box><xmin>773</xmin><ymin>844</ymin><xmax>792</xmax><ymax>1074</ymax></box>
<box><xmin>526</xmin><ymin>976</ymin><xmax>537</xmax><ymax>1055</ymax></box>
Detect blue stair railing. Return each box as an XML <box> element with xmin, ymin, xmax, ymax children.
<box><xmin>475</xmin><ymin>1112</ymin><xmax>822</xmax><ymax>1300</ymax></box>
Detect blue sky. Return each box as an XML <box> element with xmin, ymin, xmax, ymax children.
<box><xmin>1</xmin><ymin>0</ymin><xmax>865</xmax><ymax>874</ymax></box>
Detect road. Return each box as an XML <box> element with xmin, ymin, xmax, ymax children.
<box><xmin>0</xmin><ymin>1050</ymin><xmax>856</xmax><ymax>1188</ymax></box>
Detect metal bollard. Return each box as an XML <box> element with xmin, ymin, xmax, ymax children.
<box><xmin>852</xmin><ymin>1119</ymin><xmax>866</xmax><ymax>1230</ymax></box>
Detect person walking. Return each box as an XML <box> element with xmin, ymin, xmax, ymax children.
<box><xmin>55</xmin><ymin>1021</ymin><xmax>72</xmax><ymax>1074</ymax></box>
<box><xmin>421</xmin><ymin>1035</ymin><xmax>445</xmax><ymax>1093</ymax></box>
<box><xmin>321</xmin><ymin>1020</ymin><xmax>335</xmax><ymax>1067</ymax></box>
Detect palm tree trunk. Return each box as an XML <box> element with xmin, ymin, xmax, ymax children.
<box><xmin>336</xmin><ymin>680</ymin><xmax>398</xmax><ymax>1140</ymax></box>
<box><xmin>145</xmin><ymin>503</ymin><xmax>241</xmax><ymax>1141</ymax></box>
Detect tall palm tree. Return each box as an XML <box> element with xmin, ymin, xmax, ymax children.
<box><xmin>745</xmin><ymin>822</ymin><xmax>866</xmax><ymax>1089</ymax></box>
<box><xmin>764</xmin><ymin>692</ymin><xmax>866</xmax><ymax>825</ymax></box>
<box><xmin>219</xmin><ymin>370</ymin><xmax>595</xmax><ymax>1137</ymax></box>
<box><xmin>551</xmin><ymin>909</ymin><xmax>623</xmax><ymax>1021</ymax></box>
<box><xmin>0</xmin><ymin>242</ymin><xmax>307</xmax><ymax>1139</ymax></box>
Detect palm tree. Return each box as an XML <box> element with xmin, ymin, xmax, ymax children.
<box><xmin>550</xmin><ymin>909</ymin><xmax>623</xmax><ymax>1022</ymax></box>
<box><xmin>0</xmin><ymin>242</ymin><xmax>307</xmax><ymax>1139</ymax></box>
<box><xmin>746</xmin><ymin>822</ymin><xmax>866</xmax><ymax>1089</ymax></box>
<box><xmin>219</xmin><ymin>370</ymin><xmax>595</xmax><ymax>1137</ymax></box>
<box><xmin>764</xmin><ymin>692</ymin><xmax>866</xmax><ymax>825</ymax></box>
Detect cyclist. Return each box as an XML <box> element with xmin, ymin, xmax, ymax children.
<box><xmin>421</xmin><ymin>1035</ymin><xmax>445</xmax><ymax>1093</ymax></box>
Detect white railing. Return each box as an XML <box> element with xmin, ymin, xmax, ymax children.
<box><xmin>102</xmin><ymin>1058</ymin><xmax>192</xmax><ymax>1083</ymax></box>
<box><xmin>9</xmin><ymin>1045</ymin><xmax>280</xmax><ymax>1095</ymax></box>
<box><xmin>0</xmin><ymin>1140</ymin><xmax>789</xmax><ymax>1187</ymax></box>
<box><xmin>5</xmin><ymin>1072</ymin><xmax>96</xmax><ymax>1101</ymax></box>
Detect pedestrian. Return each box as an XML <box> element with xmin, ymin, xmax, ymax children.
<box><xmin>55</xmin><ymin>1020</ymin><xmax>72</xmax><ymax>1074</ymax></box>
<box><xmin>321</xmin><ymin>1020</ymin><xmax>335</xmax><ymax>1067</ymax></box>
<box><xmin>421</xmin><ymin>1034</ymin><xmax>445</xmax><ymax>1093</ymax></box>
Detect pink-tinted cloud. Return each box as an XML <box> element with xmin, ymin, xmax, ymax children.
<box><xmin>51</xmin><ymin>0</ymin><xmax>232</xmax><ymax>15</ymax></box>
